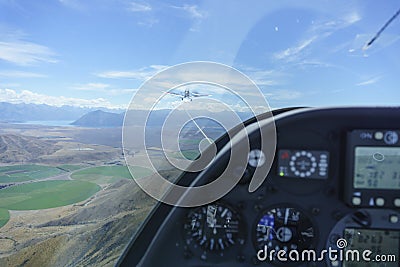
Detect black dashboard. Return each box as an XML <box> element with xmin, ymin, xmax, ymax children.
<box><xmin>118</xmin><ymin>107</ymin><xmax>400</xmax><ymax>267</ymax></box>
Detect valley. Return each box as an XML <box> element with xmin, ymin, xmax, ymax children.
<box><xmin>0</xmin><ymin>122</ymin><xmax>156</xmax><ymax>267</ymax></box>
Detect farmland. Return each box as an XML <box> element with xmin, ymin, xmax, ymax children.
<box><xmin>0</xmin><ymin>164</ymin><xmax>154</xmax><ymax>229</ymax></box>
<box><xmin>0</xmin><ymin>122</ymin><xmax>157</xmax><ymax>265</ymax></box>
<box><xmin>0</xmin><ymin>180</ymin><xmax>100</xmax><ymax>210</ymax></box>
<box><xmin>71</xmin><ymin>165</ymin><xmax>153</xmax><ymax>185</ymax></box>
<box><xmin>0</xmin><ymin>165</ymin><xmax>66</xmax><ymax>183</ymax></box>
<box><xmin>0</xmin><ymin>164</ymin><xmax>147</xmax><ymax>228</ymax></box>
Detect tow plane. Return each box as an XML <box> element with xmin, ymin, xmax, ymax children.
<box><xmin>166</xmin><ymin>89</ymin><xmax>211</xmax><ymax>102</ymax></box>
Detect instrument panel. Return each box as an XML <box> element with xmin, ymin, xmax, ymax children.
<box><xmin>277</xmin><ymin>149</ymin><xmax>329</xmax><ymax>179</ymax></box>
<box><xmin>183</xmin><ymin>202</ymin><xmax>245</xmax><ymax>261</ymax></box>
<box><xmin>118</xmin><ymin>107</ymin><xmax>400</xmax><ymax>267</ymax></box>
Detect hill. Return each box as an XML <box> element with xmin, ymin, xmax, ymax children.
<box><xmin>71</xmin><ymin>110</ymin><xmax>124</xmax><ymax>127</ymax></box>
<box><xmin>0</xmin><ymin>134</ymin><xmax>60</xmax><ymax>163</ymax></box>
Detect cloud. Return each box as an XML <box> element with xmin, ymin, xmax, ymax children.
<box><xmin>263</xmin><ymin>89</ymin><xmax>302</xmax><ymax>100</ymax></box>
<box><xmin>73</xmin><ymin>82</ymin><xmax>110</xmax><ymax>91</ymax></box>
<box><xmin>58</xmin><ymin>0</ymin><xmax>153</xmax><ymax>14</ymax></box>
<box><xmin>356</xmin><ymin>76</ymin><xmax>381</xmax><ymax>86</ymax></box>
<box><xmin>273</xmin><ymin>11</ymin><xmax>361</xmax><ymax>63</ymax></box>
<box><xmin>137</xmin><ymin>18</ymin><xmax>159</xmax><ymax>27</ymax></box>
<box><xmin>0</xmin><ymin>88</ymin><xmax>124</xmax><ymax>109</ymax></box>
<box><xmin>128</xmin><ymin>1</ymin><xmax>152</xmax><ymax>12</ymax></box>
<box><xmin>124</xmin><ymin>1</ymin><xmax>158</xmax><ymax>27</ymax></box>
<box><xmin>311</xmin><ymin>11</ymin><xmax>361</xmax><ymax>35</ymax></box>
<box><xmin>171</xmin><ymin>4</ymin><xmax>207</xmax><ymax>31</ymax></box>
<box><xmin>108</xmin><ymin>88</ymin><xmax>137</xmax><ymax>95</ymax></box>
<box><xmin>240</xmin><ymin>66</ymin><xmax>285</xmax><ymax>86</ymax></box>
<box><xmin>274</xmin><ymin>37</ymin><xmax>316</xmax><ymax>62</ymax></box>
<box><xmin>345</xmin><ymin>12</ymin><xmax>362</xmax><ymax>25</ymax></box>
<box><xmin>0</xmin><ymin>40</ymin><xmax>57</xmax><ymax>66</ymax></box>
<box><xmin>0</xmin><ymin>70</ymin><xmax>47</xmax><ymax>78</ymax></box>
<box><xmin>177</xmin><ymin>4</ymin><xmax>205</xmax><ymax>19</ymax></box>
<box><xmin>96</xmin><ymin>65</ymin><xmax>169</xmax><ymax>80</ymax></box>
<box><xmin>72</xmin><ymin>82</ymin><xmax>137</xmax><ymax>96</ymax></box>
<box><xmin>122</xmin><ymin>63</ymin><xmax>282</xmax><ymax>114</ymax></box>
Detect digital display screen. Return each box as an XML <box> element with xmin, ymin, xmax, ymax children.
<box><xmin>354</xmin><ymin>147</ymin><xmax>400</xmax><ymax>189</ymax></box>
<box><xmin>343</xmin><ymin>228</ymin><xmax>399</xmax><ymax>267</ymax></box>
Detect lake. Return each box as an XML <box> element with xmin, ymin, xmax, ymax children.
<box><xmin>14</xmin><ymin>120</ymin><xmax>76</xmax><ymax>127</ymax></box>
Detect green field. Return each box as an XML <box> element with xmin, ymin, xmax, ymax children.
<box><xmin>0</xmin><ymin>180</ymin><xmax>100</xmax><ymax>210</ymax></box>
<box><xmin>71</xmin><ymin>165</ymin><xmax>153</xmax><ymax>185</ymax></box>
<box><xmin>169</xmin><ymin>149</ymin><xmax>200</xmax><ymax>160</ymax></box>
<box><xmin>0</xmin><ymin>165</ymin><xmax>152</xmax><ymax>229</ymax></box>
<box><xmin>56</xmin><ymin>164</ymin><xmax>84</xmax><ymax>172</ymax></box>
<box><xmin>179</xmin><ymin>138</ymin><xmax>202</xmax><ymax>145</ymax></box>
<box><xmin>127</xmin><ymin>166</ymin><xmax>154</xmax><ymax>179</ymax></box>
<box><xmin>0</xmin><ymin>165</ymin><xmax>66</xmax><ymax>183</ymax></box>
<box><xmin>0</xmin><ymin>208</ymin><xmax>10</xmax><ymax>228</ymax></box>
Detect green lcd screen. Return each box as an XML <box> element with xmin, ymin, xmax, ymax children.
<box><xmin>354</xmin><ymin>147</ymin><xmax>400</xmax><ymax>189</ymax></box>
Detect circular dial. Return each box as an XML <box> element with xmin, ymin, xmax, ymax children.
<box><xmin>290</xmin><ymin>151</ymin><xmax>318</xmax><ymax>177</ymax></box>
<box><xmin>184</xmin><ymin>203</ymin><xmax>243</xmax><ymax>254</ymax></box>
<box><xmin>254</xmin><ymin>206</ymin><xmax>316</xmax><ymax>256</ymax></box>
<box><xmin>248</xmin><ymin>149</ymin><xmax>266</xmax><ymax>167</ymax></box>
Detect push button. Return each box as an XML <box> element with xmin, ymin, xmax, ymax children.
<box><xmin>375</xmin><ymin>197</ymin><xmax>385</xmax><ymax>206</ymax></box>
<box><xmin>352</xmin><ymin>197</ymin><xmax>361</xmax><ymax>206</ymax></box>
<box><xmin>394</xmin><ymin>198</ymin><xmax>400</xmax><ymax>207</ymax></box>
<box><xmin>389</xmin><ymin>215</ymin><xmax>399</xmax><ymax>224</ymax></box>
<box><xmin>374</xmin><ymin>131</ymin><xmax>383</xmax><ymax>140</ymax></box>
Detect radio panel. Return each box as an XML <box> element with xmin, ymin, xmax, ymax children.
<box><xmin>345</xmin><ymin>129</ymin><xmax>400</xmax><ymax>209</ymax></box>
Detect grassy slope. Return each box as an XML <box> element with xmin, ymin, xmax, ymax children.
<box><xmin>0</xmin><ymin>208</ymin><xmax>9</xmax><ymax>227</ymax></box>
<box><xmin>169</xmin><ymin>150</ymin><xmax>200</xmax><ymax>160</ymax></box>
<box><xmin>0</xmin><ymin>180</ymin><xmax>100</xmax><ymax>210</ymax></box>
<box><xmin>0</xmin><ymin>165</ymin><xmax>65</xmax><ymax>183</ymax></box>
<box><xmin>71</xmin><ymin>165</ymin><xmax>153</xmax><ymax>184</ymax></box>
<box><xmin>56</xmin><ymin>164</ymin><xmax>84</xmax><ymax>172</ymax></box>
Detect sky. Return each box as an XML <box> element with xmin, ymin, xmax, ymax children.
<box><xmin>0</xmin><ymin>0</ymin><xmax>399</xmax><ymax>110</ymax></box>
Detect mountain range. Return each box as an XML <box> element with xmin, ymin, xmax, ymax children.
<box><xmin>0</xmin><ymin>102</ymin><xmax>253</xmax><ymax>128</ymax></box>
<box><xmin>72</xmin><ymin>109</ymin><xmax>253</xmax><ymax>128</ymax></box>
<box><xmin>0</xmin><ymin>102</ymin><xmax>123</xmax><ymax>123</ymax></box>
